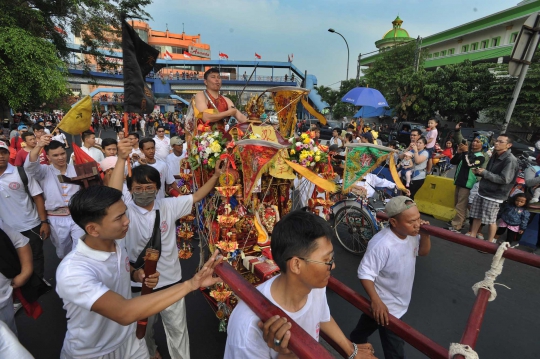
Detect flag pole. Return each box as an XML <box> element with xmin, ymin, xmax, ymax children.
<box><xmin>123</xmin><ymin>111</ymin><xmax>132</xmax><ymax>176</ymax></box>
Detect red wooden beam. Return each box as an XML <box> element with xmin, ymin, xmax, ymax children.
<box><xmin>327</xmin><ymin>277</ymin><xmax>449</xmax><ymax>359</ymax></box>
<box><xmin>452</xmin><ymin>288</ymin><xmax>491</xmax><ymax>359</ymax></box>
<box><xmin>214</xmin><ymin>262</ymin><xmax>335</xmax><ymax>359</ymax></box>
<box><xmin>376</xmin><ymin>213</ymin><xmax>540</xmax><ymax>268</ymax></box>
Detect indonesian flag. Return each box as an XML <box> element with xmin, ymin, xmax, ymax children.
<box><xmin>255</xmin><ymin>53</ymin><xmax>261</xmax><ymax>59</ymax></box>
<box><xmin>164</xmin><ymin>50</ymin><xmax>173</xmax><ymax>60</ymax></box>
<box><xmin>219</xmin><ymin>52</ymin><xmax>229</xmax><ymax>59</ymax></box>
<box><xmin>183</xmin><ymin>51</ymin><xmax>192</xmax><ymax>58</ymax></box>
<box><xmin>288</xmin><ymin>53</ymin><xmax>294</xmax><ymax>62</ymax></box>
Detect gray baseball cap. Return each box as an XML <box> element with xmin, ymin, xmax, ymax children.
<box><xmin>385</xmin><ymin>196</ymin><xmax>416</xmax><ymax>218</ymax></box>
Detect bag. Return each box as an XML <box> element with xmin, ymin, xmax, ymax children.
<box><xmin>131</xmin><ymin>210</ymin><xmax>161</xmax><ymax>270</ymax></box>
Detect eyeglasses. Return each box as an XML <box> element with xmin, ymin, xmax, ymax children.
<box><xmin>157</xmin><ymin>130</ymin><xmax>165</xmax><ymax>133</ymax></box>
<box><xmin>132</xmin><ymin>186</ymin><xmax>157</xmax><ymax>194</ymax></box>
<box><xmin>286</xmin><ymin>256</ymin><xmax>335</xmax><ymax>271</ymax></box>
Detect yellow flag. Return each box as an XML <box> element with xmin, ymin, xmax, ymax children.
<box><xmin>301</xmin><ymin>96</ymin><xmax>327</xmax><ymax>125</ymax></box>
<box><xmin>57</xmin><ymin>96</ymin><xmax>92</xmax><ymax>135</ymax></box>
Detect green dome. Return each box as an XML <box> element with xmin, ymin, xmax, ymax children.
<box><xmin>383</xmin><ymin>28</ymin><xmax>411</xmax><ymax>39</ymax></box>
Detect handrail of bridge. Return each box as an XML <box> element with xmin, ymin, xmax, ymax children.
<box><xmin>376</xmin><ymin>212</ymin><xmax>540</xmax><ymax>268</ymax></box>
<box><xmin>213</xmin><ymin>262</ymin><xmax>335</xmax><ymax>359</ymax></box>
<box><xmin>327</xmin><ymin>277</ymin><xmax>449</xmax><ymax>359</ymax></box>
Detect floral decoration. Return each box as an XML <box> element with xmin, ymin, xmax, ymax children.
<box><xmin>288</xmin><ymin>132</ymin><xmax>328</xmax><ymax>168</ymax></box>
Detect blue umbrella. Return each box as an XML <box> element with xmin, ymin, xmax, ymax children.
<box><xmin>353</xmin><ymin>106</ymin><xmax>394</xmax><ymax>118</ymax></box>
<box><xmin>341</xmin><ymin>87</ymin><xmax>388</xmax><ymax>108</ymax></box>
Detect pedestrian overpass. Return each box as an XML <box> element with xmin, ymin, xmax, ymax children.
<box><xmin>66</xmin><ymin>51</ymin><xmax>329</xmax><ymax>113</ymax></box>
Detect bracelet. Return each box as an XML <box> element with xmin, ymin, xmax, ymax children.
<box><xmin>348</xmin><ymin>342</ymin><xmax>358</xmax><ymax>359</ymax></box>
<box><xmin>41</xmin><ymin>219</ymin><xmax>50</xmax><ymax>224</ymax></box>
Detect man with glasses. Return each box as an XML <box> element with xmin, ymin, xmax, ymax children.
<box><xmin>108</xmin><ymin>138</ymin><xmax>225</xmax><ymax>359</ymax></box>
<box><xmin>225</xmin><ymin>210</ymin><xmax>373</xmax><ymax>359</ymax></box>
<box><xmin>468</xmin><ymin>134</ymin><xmax>519</xmax><ymax>244</ymax></box>
<box><xmin>350</xmin><ymin>196</ymin><xmax>430</xmax><ymax>359</ymax></box>
<box><xmin>153</xmin><ymin>125</ymin><xmax>170</xmax><ymax>161</ymax></box>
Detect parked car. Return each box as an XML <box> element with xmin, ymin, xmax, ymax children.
<box><xmin>388</xmin><ymin>121</ymin><xmax>426</xmax><ymax>147</ymax></box>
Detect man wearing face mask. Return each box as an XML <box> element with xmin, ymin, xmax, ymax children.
<box><xmin>108</xmin><ymin>138</ymin><xmax>225</xmax><ymax>359</ymax></box>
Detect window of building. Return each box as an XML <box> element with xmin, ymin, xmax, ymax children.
<box><xmin>480</xmin><ymin>40</ymin><xmax>489</xmax><ymax>49</ymax></box>
<box><xmin>171</xmin><ymin>46</ymin><xmax>188</xmax><ymax>54</ymax></box>
<box><xmin>433</xmin><ymin>52</ymin><xmax>439</xmax><ymax>57</ymax></box>
<box><xmin>440</xmin><ymin>50</ymin><xmax>447</xmax><ymax>56</ymax></box>
<box><xmin>491</xmin><ymin>36</ymin><xmax>501</xmax><ymax>47</ymax></box>
<box><xmin>448</xmin><ymin>48</ymin><xmax>455</xmax><ymax>55</ymax></box>
<box><xmin>428</xmin><ymin>54</ymin><xmax>433</xmax><ymax>58</ymax></box>
<box><xmin>461</xmin><ymin>45</ymin><xmax>469</xmax><ymax>53</ymax></box>
<box><xmin>509</xmin><ymin>32</ymin><xmax>519</xmax><ymax>43</ymax></box>
<box><xmin>470</xmin><ymin>42</ymin><xmax>479</xmax><ymax>51</ymax></box>
<box><xmin>135</xmin><ymin>29</ymin><xmax>148</xmax><ymax>42</ymax></box>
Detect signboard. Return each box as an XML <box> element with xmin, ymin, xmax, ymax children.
<box><xmin>189</xmin><ymin>46</ymin><xmax>211</xmax><ymax>59</ymax></box>
<box><xmin>508</xmin><ymin>12</ymin><xmax>540</xmax><ymax>77</ymax></box>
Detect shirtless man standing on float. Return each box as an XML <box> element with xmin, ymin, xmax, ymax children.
<box><xmin>194</xmin><ymin>68</ymin><xmax>248</xmax><ymax>131</ymax></box>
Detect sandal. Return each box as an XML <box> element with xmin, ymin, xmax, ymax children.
<box><xmin>476</xmin><ymin>233</ymin><xmax>485</xmax><ymax>240</ymax></box>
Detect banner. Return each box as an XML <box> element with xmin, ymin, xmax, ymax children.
<box><xmin>57</xmin><ymin>96</ymin><xmax>92</xmax><ymax>135</ymax></box>
<box><xmin>235</xmin><ymin>140</ymin><xmax>287</xmax><ymax>199</ymax></box>
<box><xmin>342</xmin><ymin>144</ymin><xmax>394</xmax><ymax>191</ymax></box>
<box><xmin>122</xmin><ymin>19</ymin><xmax>159</xmax><ymax>114</ymax></box>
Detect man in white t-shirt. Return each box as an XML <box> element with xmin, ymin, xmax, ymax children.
<box><xmin>108</xmin><ymin>139</ymin><xmax>224</xmax><ymax>359</ymax></box>
<box><xmin>134</xmin><ymin>138</ymin><xmax>180</xmax><ymax>199</ymax></box>
<box><xmin>225</xmin><ymin>210</ymin><xmax>370</xmax><ymax>359</ymax></box>
<box><xmin>0</xmin><ymin>219</ymin><xmax>33</xmax><ymax>336</ymax></box>
<box><xmin>56</xmin><ymin>184</ymin><xmax>222</xmax><ymax>359</ymax></box>
<box><xmin>69</xmin><ymin>131</ymin><xmax>104</xmax><ymax>164</ymax></box>
<box><xmin>153</xmin><ymin>125</ymin><xmax>171</xmax><ymax>161</ymax></box>
<box><xmin>165</xmin><ymin>136</ymin><xmax>186</xmax><ymax>177</ymax></box>
<box><xmin>350</xmin><ymin>196</ymin><xmax>430</xmax><ymax>359</ymax></box>
<box><xmin>0</xmin><ymin>140</ymin><xmax>50</xmax><ymax>279</ymax></box>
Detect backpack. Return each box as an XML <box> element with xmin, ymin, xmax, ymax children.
<box><xmin>16</xmin><ymin>166</ymin><xmax>35</xmax><ymax>206</ymax></box>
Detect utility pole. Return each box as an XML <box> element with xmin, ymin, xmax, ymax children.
<box><xmin>413</xmin><ymin>36</ymin><xmax>423</xmax><ymax>72</ymax></box>
<box><xmin>356</xmin><ymin>53</ymin><xmax>362</xmax><ymax>85</ymax></box>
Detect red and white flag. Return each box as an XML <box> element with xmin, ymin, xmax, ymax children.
<box><xmin>219</xmin><ymin>52</ymin><xmax>229</xmax><ymax>59</ymax></box>
<box><xmin>255</xmin><ymin>53</ymin><xmax>261</xmax><ymax>59</ymax></box>
<box><xmin>164</xmin><ymin>50</ymin><xmax>173</xmax><ymax>60</ymax></box>
<box><xmin>183</xmin><ymin>51</ymin><xmax>192</xmax><ymax>58</ymax></box>
<box><xmin>288</xmin><ymin>53</ymin><xmax>294</xmax><ymax>62</ymax></box>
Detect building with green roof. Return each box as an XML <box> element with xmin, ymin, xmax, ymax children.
<box><xmin>360</xmin><ymin>0</ymin><xmax>540</xmax><ymax>69</ymax></box>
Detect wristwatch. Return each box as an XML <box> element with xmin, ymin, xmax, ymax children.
<box><xmin>41</xmin><ymin>219</ymin><xmax>50</xmax><ymax>224</ymax></box>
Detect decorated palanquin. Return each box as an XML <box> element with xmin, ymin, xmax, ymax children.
<box><xmin>181</xmin><ymin>86</ymin><xmax>340</xmax><ymax>331</ymax></box>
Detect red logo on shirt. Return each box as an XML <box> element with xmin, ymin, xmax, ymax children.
<box><xmin>160</xmin><ymin>220</ymin><xmax>168</xmax><ymax>233</ymax></box>
<box><xmin>125</xmin><ymin>257</ymin><xmax>130</xmax><ymax>272</ymax></box>
<box><xmin>8</xmin><ymin>182</ymin><xmax>21</xmax><ymax>190</ymax></box>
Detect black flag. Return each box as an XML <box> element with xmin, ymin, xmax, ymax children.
<box><xmin>122</xmin><ymin>19</ymin><xmax>160</xmax><ymax>114</ymax></box>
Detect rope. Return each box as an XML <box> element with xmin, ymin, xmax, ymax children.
<box><xmin>472</xmin><ymin>242</ymin><xmax>512</xmax><ymax>301</ymax></box>
<box><xmin>448</xmin><ymin>343</ymin><xmax>479</xmax><ymax>359</ymax></box>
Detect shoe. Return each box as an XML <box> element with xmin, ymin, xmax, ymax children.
<box><xmin>476</xmin><ymin>234</ymin><xmax>485</xmax><ymax>240</ymax></box>
<box><xmin>446</xmin><ymin>226</ymin><xmax>461</xmax><ymax>233</ymax></box>
<box><xmin>465</xmin><ymin>232</ymin><xmax>473</xmax><ymax>237</ymax></box>
<box><xmin>13</xmin><ymin>302</ymin><xmax>23</xmax><ymax>313</ymax></box>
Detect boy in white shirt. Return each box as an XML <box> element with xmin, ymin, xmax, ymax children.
<box><xmin>225</xmin><ymin>210</ymin><xmax>367</xmax><ymax>359</ymax></box>
<box><xmin>108</xmin><ymin>138</ymin><xmax>224</xmax><ymax>359</ymax></box>
<box><xmin>56</xmin><ymin>184</ymin><xmax>222</xmax><ymax>359</ymax></box>
<box><xmin>70</xmin><ymin>131</ymin><xmax>104</xmax><ymax>164</ymax></box>
<box><xmin>351</xmin><ymin>196</ymin><xmax>431</xmax><ymax>359</ymax></box>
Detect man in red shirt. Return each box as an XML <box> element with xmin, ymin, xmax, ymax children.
<box><xmin>13</xmin><ymin>132</ymin><xmax>37</xmax><ymax>166</ymax></box>
<box><xmin>9</xmin><ymin>125</ymin><xmax>27</xmax><ymax>152</ymax></box>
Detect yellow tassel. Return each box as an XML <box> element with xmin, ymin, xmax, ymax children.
<box><xmin>389</xmin><ymin>154</ymin><xmax>407</xmax><ymax>191</ymax></box>
<box><xmin>254</xmin><ymin>209</ymin><xmax>269</xmax><ymax>244</ymax></box>
<box><xmin>284</xmin><ymin>160</ymin><xmax>337</xmax><ymax>193</ymax></box>
<box><xmin>301</xmin><ymin>96</ymin><xmax>327</xmax><ymax>125</ymax></box>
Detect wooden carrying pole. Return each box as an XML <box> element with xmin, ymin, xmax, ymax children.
<box><xmin>135</xmin><ymin>248</ymin><xmax>159</xmax><ymax>339</ymax></box>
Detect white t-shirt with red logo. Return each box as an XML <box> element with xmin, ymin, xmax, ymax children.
<box><xmin>224</xmin><ymin>275</ymin><xmax>331</xmax><ymax>359</ymax></box>
<box><xmin>122</xmin><ymin>189</ymin><xmax>193</xmax><ymax>288</ymax></box>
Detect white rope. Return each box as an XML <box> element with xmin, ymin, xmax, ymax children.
<box><xmin>471</xmin><ymin>242</ymin><xmax>512</xmax><ymax>301</ymax></box>
<box><xmin>448</xmin><ymin>343</ymin><xmax>479</xmax><ymax>359</ymax></box>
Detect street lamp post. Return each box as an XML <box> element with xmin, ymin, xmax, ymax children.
<box><xmin>328</xmin><ymin>28</ymin><xmax>350</xmax><ymax>81</ymax></box>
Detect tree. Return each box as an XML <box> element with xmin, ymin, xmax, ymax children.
<box><xmin>0</xmin><ymin>0</ymin><xmax>151</xmax><ymax>117</ymax></box>
<box><xmin>484</xmin><ymin>53</ymin><xmax>540</xmax><ymax>128</ymax></box>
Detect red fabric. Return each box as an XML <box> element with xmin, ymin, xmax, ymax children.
<box><xmin>13</xmin><ymin>288</ymin><xmax>43</xmax><ymax>319</ymax></box>
<box><xmin>255</xmin><ymin>53</ymin><xmax>261</xmax><ymax>59</ymax></box>
<box><xmin>183</xmin><ymin>51</ymin><xmax>191</xmax><ymax>58</ymax></box>
<box><xmin>9</xmin><ymin>137</ymin><xmax>23</xmax><ymax>152</ymax></box>
<box><xmin>8</xmin><ymin>147</ymin><xmax>16</xmax><ymax>165</ymax></box>
<box><xmin>219</xmin><ymin>52</ymin><xmax>228</xmax><ymax>59</ymax></box>
<box><xmin>72</xmin><ymin>143</ymin><xmax>96</xmax><ymax>165</ymax></box>
<box><xmin>441</xmin><ymin>148</ymin><xmax>453</xmax><ymax>158</ymax></box>
<box><xmin>13</xmin><ymin>149</ymin><xmax>29</xmax><ymax>166</ymax></box>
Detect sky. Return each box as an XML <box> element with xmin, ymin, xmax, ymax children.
<box><xmin>144</xmin><ymin>0</ymin><xmax>524</xmax><ymax>88</ymax></box>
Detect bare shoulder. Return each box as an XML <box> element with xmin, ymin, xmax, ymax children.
<box><xmin>194</xmin><ymin>91</ymin><xmax>208</xmax><ymax>110</ymax></box>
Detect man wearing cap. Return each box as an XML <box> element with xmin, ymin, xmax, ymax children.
<box><xmin>360</xmin><ymin>132</ymin><xmax>374</xmax><ymax>144</ymax></box>
<box><xmin>24</xmin><ymin>136</ymin><xmax>84</xmax><ymax>259</ymax></box>
<box><xmin>350</xmin><ymin>196</ymin><xmax>430</xmax><ymax>359</ymax></box>
<box><xmin>166</xmin><ymin>136</ymin><xmax>187</xmax><ymax>178</ymax></box>
<box><xmin>9</xmin><ymin>125</ymin><xmax>27</xmax><ymax>152</ymax></box>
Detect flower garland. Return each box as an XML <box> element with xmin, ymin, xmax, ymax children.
<box><xmin>188</xmin><ymin>131</ymin><xmax>228</xmax><ymax>170</ymax></box>
<box><xmin>288</xmin><ymin>132</ymin><xmax>328</xmax><ymax>168</ymax></box>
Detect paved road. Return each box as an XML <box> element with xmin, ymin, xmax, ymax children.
<box><xmin>15</xmin><ymin>127</ymin><xmax>540</xmax><ymax>358</ymax></box>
